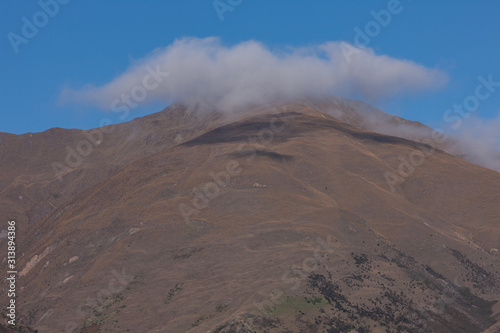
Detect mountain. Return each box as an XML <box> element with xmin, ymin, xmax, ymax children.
<box><xmin>1</xmin><ymin>98</ymin><xmax>499</xmax><ymax>333</ymax></box>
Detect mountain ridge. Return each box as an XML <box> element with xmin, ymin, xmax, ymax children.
<box><xmin>1</xmin><ymin>98</ymin><xmax>499</xmax><ymax>332</ymax></box>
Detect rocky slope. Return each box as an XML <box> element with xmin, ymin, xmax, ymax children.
<box><xmin>1</xmin><ymin>98</ymin><xmax>499</xmax><ymax>332</ymax></box>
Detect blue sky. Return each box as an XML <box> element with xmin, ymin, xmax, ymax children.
<box><xmin>1</xmin><ymin>0</ymin><xmax>500</xmax><ymax>134</ymax></box>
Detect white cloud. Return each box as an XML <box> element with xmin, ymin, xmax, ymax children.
<box><xmin>447</xmin><ymin>114</ymin><xmax>500</xmax><ymax>172</ymax></box>
<box><xmin>59</xmin><ymin>37</ymin><xmax>447</xmax><ymax>112</ymax></box>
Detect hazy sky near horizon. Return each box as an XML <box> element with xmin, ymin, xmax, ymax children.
<box><xmin>1</xmin><ymin>0</ymin><xmax>500</xmax><ymax>135</ymax></box>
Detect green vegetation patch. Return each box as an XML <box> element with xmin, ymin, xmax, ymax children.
<box><xmin>266</xmin><ymin>295</ymin><xmax>327</xmax><ymax>316</ymax></box>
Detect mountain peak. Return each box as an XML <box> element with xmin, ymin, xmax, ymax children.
<box><xmin>1</xmin><ymin>98</ymin><xmax>500</xmax><ymax>332</ymax></box>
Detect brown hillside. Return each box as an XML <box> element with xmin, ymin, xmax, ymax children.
<box><xmin>1</xmin><ymin>100</ymin><xmax>499</xmax><ymax>332</ymax></box>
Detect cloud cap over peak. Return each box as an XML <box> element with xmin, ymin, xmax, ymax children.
<box><xmin>59</xmin><ymin>37</ymin><xmax>448</xmax><ymax>112</ymax></box>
